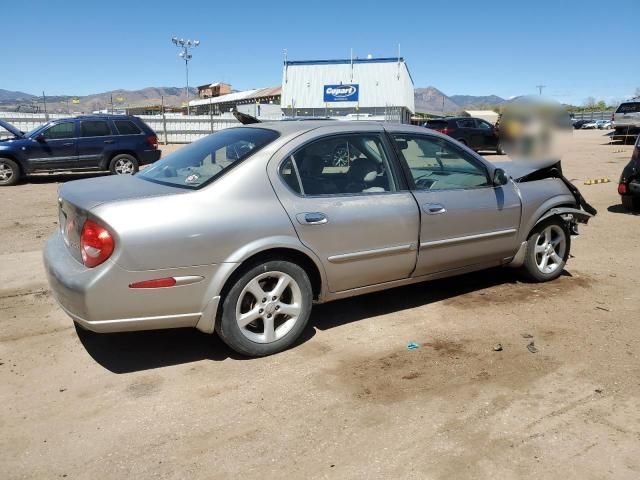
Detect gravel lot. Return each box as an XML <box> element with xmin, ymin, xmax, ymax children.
<box><xmin>1</xmin><ymin>130</ymin><xmax>639</xmax><ymax>479</ymax></box>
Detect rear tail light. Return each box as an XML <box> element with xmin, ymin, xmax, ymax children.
<box><xmin>436</xmin><ymin>128</ymin><xmax>451</xmax><ymax>135</ymax></box>
<box><xmin>146</xmin><ymin>134</ymin><xmax>158</xmax><ymax>150</ymax></box>
<box><xmin>618</xmin><ymin>183</ymin><xmax>628</xmax><ymax>195</ymax></box>
<box><xmin>80</xmin><ymin>219</ymin><xmax>114</xmax><ymax>268</ymax></box>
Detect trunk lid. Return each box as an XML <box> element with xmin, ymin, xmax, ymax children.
<box><xmin>58</xmin><ymin>175</ymin><xmax>188</xmax><ymax>263</ymax></box>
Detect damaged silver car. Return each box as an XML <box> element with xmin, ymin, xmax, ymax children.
<box><xmin>44</xmin><ymin>121</ymin><xmax>595</xmax><ymax>356</ymax></box>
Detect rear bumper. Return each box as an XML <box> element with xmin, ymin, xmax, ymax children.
<box><xmin>139</xmin><ymin>149</ymin><xmax>161</xmax><ymax>166</ymax></box>
<box><xmin>43</xmin><ymin>231</ymin><xmax>219</xmax><ymax>333</ymax></box>
<box><xmin>626</xmin><ymin>180</ymin><xmax>640</xmax><ymax>196</ymax></box>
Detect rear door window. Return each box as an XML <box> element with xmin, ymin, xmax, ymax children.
<box><xmin>114</xmin><ymin>120</ymin><xmax>142</xmax><ymax>135</ymax></box>
<box><xmin>280</xmin><ymin>134</ymin><xmax>396</xmax><ymax>196</ymax></box>
<box><xmin>80</xmin><ymin>121</ymin><xmax>111</xmax><ymax>137</ymax></box>
<box><xmin>456</xmin><ymin>119</ymin><xmax>475</xmax><ymax>128</ymax></box>
<box><xmin>616</xmin><ymin>103</ymin><xmax>640</xmax><ymax>113</ymax></box>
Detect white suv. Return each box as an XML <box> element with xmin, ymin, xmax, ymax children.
<box><xmin>612</xmin><ymin>99</ymin><xmax>640</xmax><ymax>141</ymax></box>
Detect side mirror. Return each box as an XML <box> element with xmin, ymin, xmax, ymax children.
<box><xmin>493</xmin><ymin>168</ymin><xmax>508</xmax><ymax>186</ymax></box>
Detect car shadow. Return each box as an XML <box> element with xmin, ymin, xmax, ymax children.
<box><xmin>311</xmin><ymin>267</ymin><xmax>523</xmax><ymax>331</ymax></box>
<box><xmin>76</xmin><ymin>321</ymin><xmax>317</xmax><ymax>374</ymax></box>
<box><xmin>607</xmin><ymin>203</ymin><xmax>639</xmax><ymax>216</ymax></box>
<box><xmin>77</xmin><ymin>267</ymin><xmax>528</xmax><ymax>373</ymax></box>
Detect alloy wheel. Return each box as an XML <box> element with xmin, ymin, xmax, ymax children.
<box><xmin>114</xmin><ymin>159</ymin><xmax>135</xmax><ymax>175</ymax></box>
<box><xmin>0</xmin><ymin>162</ymin><xmax>15</xmax><ymax>183</ymax></box>
<box><xmin>235</xmin><ymin>271</ymin><xmax>303</xmax><ymax>344</ymax></box>
<box><xmin>534</xmin><ymin>224</ymin><xmax>566</xmax><ymax>274</ymax></box>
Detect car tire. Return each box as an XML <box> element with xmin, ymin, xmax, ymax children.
<box><xmin>109</xmin><ymin>154</ymin><xmax>139</xmax><ymax>175</ymax></box>
<box><xmin>521</xmin><ymin>218</ymin><xmax>571</xmax><ymax>282</ymax></box>
<box><xmin>0</xmin><ymin>158</ymin><xmax>21</xmax><ymax>186</ymax></box>
<box><xmin>621</xmin><ymin>195</ymin><xmax>640</xmax><ymax>211</ymax></box>
<box><xmin>216</xmin><ymin>260</ymin><xmax>313</xmax><ymax>357</ymax></box>
<box><xmin>496</xmin><ymin>143</ymin><xmax>505</xmax><ymax>155</ymax></box>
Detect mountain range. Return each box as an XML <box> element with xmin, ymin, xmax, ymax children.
<box><xmin>414</xmin><ymin>87</ymin><xmax>506</xmax><ymax>113</ymax></box>
<box><xmin>0</xmin><ymin>87</ymin><xmax>197</xmax><ymax>113</ymax></box>
<box><xmin>0</xmin><ymin>86</ymin><xmax>505</xmax><ymax>114</ymax></box>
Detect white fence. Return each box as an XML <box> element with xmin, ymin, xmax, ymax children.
<box><xmin>0</xmin><ymin>112</ymin><xmax>241</xmax><ymax>144</ymax></box>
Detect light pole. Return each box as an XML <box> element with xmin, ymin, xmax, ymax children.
<box><xmin>171</xmin><ymin>36</ymin><xmax>200</xmax><ymax>115</ymax></box>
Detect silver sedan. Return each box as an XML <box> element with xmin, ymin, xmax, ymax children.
<box><xmin>44</xmin><ymin>121</ymin><xmax>595</xmax><ymax>356</ymax></box>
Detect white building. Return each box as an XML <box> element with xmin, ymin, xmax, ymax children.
<box><xmin>281</xmin><ymin>57</ymin><xmax>415</xmax><ymax>123</ymax></box>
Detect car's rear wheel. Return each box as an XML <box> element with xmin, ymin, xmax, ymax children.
<box><xmin>496</xmin><ymin>143</ymin><xmax>505</xmax><ymax>155</ymax></box>
<box><xmin>109</xmin><ymin>154</ymin><xmax>139</xmax><ymax>175</ymax></box>
<box><xmin>521</xmin><ymin>219</ymin><xmax>570</xmax><ymax>282</ymax></box>
<box><xmin>621</xmin><ymin>195</ymin><xmax>640</xmax><ymax>211</ymax></box>
<box><xmin>0</xmin><ymin>158</ymin><xmax>20</xmax><ymax>186</ymax></box>
<box><xmin>216</xmin><ymin>260</ymin><xmax>313</xmax><ymax>357</ymax></box>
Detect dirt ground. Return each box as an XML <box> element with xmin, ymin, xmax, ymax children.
<box><xmin>1</xmin><ymin>130</ymin><xmax>639</xmax><ymax>479</ymax></box>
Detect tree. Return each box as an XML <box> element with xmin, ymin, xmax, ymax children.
<box><xmin>583</xmin><ymin>96</ymin><xmax>597</xmax><ymax>108</ymax></box>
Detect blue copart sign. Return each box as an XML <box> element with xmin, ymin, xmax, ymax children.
<box><xmin>323</xmin><ymin>84</ymin><xmax>359</xmax><ymax>102</ymax></box>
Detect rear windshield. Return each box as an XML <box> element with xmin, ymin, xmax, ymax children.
<box><xmin>616</xmin><ymin>102</ymin><xmax>640</xmax><ymax>114</ymax></box>
<box><xmin>425</xmin><ymin>120</ymin><xmax>448</xmax><ymax>129</ymax></box>
<box><xmin>138</xmin><ymin>127</ymin><xmax>279</xmax><ymax>189</ymax></box>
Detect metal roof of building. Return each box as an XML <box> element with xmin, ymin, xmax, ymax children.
<box><xmin>189</xmin><ymin>86</ymin><xmax>281</xmax><ymax>107</ymax></box>
<box><xmin>285</xmin><ymin>57</ymin><xmax>405</xmax><ymax>66</ymax></box>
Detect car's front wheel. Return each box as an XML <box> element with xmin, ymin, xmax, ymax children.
<box><xmin>216</xmin><ymin>260</ymin><xmax>313</xmax><ymax>356</ymax></box>
<box><xmin>109</xmin><ymin>154</ymin><xmax>139</xmax><ymax>175</ymax></box>
<box><xmin>0</xmin><ymin>158</ymin><xmax>20</xmax><ymax>186</ymax></box>
<box><xmin>521</xmin><ymin>219</ymin><xmax>570</xmax><ymax>282</ymax></box>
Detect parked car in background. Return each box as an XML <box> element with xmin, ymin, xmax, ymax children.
<box><xmin>581</xmin><ymin>120</ymin><xmax>599</xmax><ymax>129</ymax></box>
<box><xmin>612</xmin><ymin>99</ymin><xmax>640</xmax><ymax>141</ymax></box>
<box><xmin>424</xmin><ymin>117</ymin><xmax>504</xmax><ymax>154</ymax></box>
<box><xmin>596</xmin><ymin>120</ymin><xmax>612</xmax><ymax>129</ymax></box>
<box><xmin>0</xmin><ymin>115</ymin><xmax>160</xmax><ymax>186</ymax></box>
<box><xmin>44</xmin><ymin>121</ymin><xmax>595</xmax><ymax>357</ymax></box>
<box><xmin>618</xmin><ymin>134</ymin><xmax>640</xmax><ymax>211</ymax></box>
<box><xmin>572</xmin><ymin>120</ymin><xmax>591</xmax><ymax>129</ymax></box>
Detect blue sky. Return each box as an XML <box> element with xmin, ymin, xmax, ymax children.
<box><xmin>2</xmin><ymin>0</ymin><xmax>638</xmax><ymax>105</ymax></box>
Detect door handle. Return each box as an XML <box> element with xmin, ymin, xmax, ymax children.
<box><xmin>296</xmin><ymin>212</ymin><xmax>328</xmax><ymax>225</ymax></box>
<box><xmin>423</xmin><ymin>203</ymin><xmax>446</xmax><ymax>215</ymax></box>
<box><xmin>104</xmin><ymin>140</ymin><xmax>115</xmax><ymax>144</ymax></box>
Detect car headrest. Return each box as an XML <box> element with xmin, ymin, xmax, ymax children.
<box><xmin>348</xmin><ymin>157</ymin><xmax>378</xmax><ymax>182</ymax></box>
<box><xmin>300</xmin><ymin>154</ymin><xmax>323</xmax><ymax>176</ymax></box>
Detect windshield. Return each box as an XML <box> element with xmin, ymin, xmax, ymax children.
<box><xmin>139</xmin><ymin>127</ymin><xmax>279</xmax><ymax>189</ymax></box>
<box><xmin>26</xmin><ymin>122</ymin><xmax>51</xmax><ymax>138</ymax></box>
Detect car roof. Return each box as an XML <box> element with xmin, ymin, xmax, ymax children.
<box><xmin>48</xmin><ymin>115</ymin><xmax>135</xmax><ymax>123</ymax></box>
<box><xmin>236</xmin><ymin>120</ymin><xmax>452</xmax><ymax>140</ymax></box>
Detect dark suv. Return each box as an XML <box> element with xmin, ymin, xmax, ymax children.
<box><xmin>0</xmin><ymin>115</ymin><xmax>160</xmax><ymax>186</ymax></box>
<box><xmin>618</xmin><ymin>134</ymin><xmax>640</xmax><ymax>211</ymax></box>
<box><xmin>424</xmin><ymin>117</ymin><xmax>504</xmax><ymax>154</ymax></box>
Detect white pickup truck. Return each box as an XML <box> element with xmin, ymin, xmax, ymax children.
<box><xmin>612</xmin><ymin>99</ymin><xmax>640</xmax><ymax>141</ymax></box>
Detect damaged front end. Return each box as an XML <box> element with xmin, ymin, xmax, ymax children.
<box><xmin>496</xmin><ymin>159</ymin><xmax>596</xmax><ymax>260</ymax></box>
<box><xmin>496</xmin><ymin>158</ymin><xmax>597</xmax><ymax>219</ymax></box>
